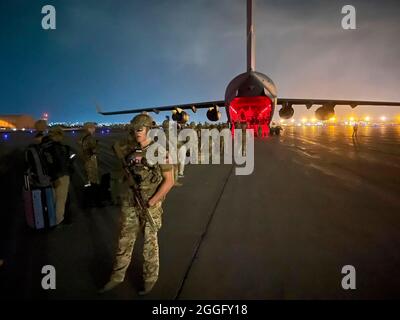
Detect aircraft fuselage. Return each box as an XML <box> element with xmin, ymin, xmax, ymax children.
<box><xmin>224</xmin><ymin>71</ymin><xmax>277</xmax><ymax>135</ymax></box>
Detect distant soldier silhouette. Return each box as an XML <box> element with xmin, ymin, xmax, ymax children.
<box><xmin>241</xmin><ymin>122</ymin><xmax>248</xmax><ymax>156</ymax></box>
<box><xmin>352</xmin><ymin>121</ymin><xmax>359</xmax><ymax>137</ymax></box>
<box><xmin>79</xmin><ymin>122</ymin><xmax>99</xmax><ymax>187</ymax></box>
<box><xmin>162</xmin><ymin>119</ymin><xmax>181</xmax><ymax>186</ymax></box>
<box><xmin>178</xmin><ymin>135</ymin><xmax>189</xmax><ymax>178</ymax></box>
<box><xmin>257</xmin><ymin>124</ymin><xmax>262</xmax><ymax>138</ymax></box>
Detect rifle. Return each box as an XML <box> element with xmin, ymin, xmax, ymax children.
<box><xmin>112</xmin><ymin>142</ymin><xmax>157</xmax><ymax>232</ymax></box>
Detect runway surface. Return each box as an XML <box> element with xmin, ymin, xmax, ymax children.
<box><xmin>0</xmin><ymin>125</ymin><xmax>399</xmax><ymax>299</ymax></box>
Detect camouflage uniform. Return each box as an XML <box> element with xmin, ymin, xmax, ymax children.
<box><xmin>47</xmin><ymin>126</ymin><xmax>71</xmax><ymax>224</ymax></box>
<box><xmin>79</xmin><ymin>123</ymin><xmax>99</xmax><ymax>184</ymax></box>
<box><xmin>110</xmin><ymin>118</ymin><xmax>172</xmax><ymax>286</ymax></box>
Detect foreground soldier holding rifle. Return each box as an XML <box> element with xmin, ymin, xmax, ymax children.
<box><xmin>100</xmin><ymin>114</ymin><xmax>174</xmax><ymax>295</ymax></box>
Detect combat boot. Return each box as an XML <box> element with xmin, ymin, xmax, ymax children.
<box><xmin>138</xmin><ymin>281</ymin><xmax>156</xmax><ymax>296</ymax></box>
<box><xmin>98</xmin><ymin>279</ymin><xmax>123</xmax><ymax>293</ymax></box>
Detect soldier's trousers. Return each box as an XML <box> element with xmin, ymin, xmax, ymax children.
<box><xmin>84</xmin><ymin>156</ymin><xmax>99</xmax><ymax>184</ymax></box>
<box><xmin>110</xmin><ymin>201</ymin><xmax>163</xmax><ymax>283</ymax></box>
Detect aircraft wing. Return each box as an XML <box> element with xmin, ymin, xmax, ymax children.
<box><xmin>277</xmin><ymin>98</ymin><xmax>400</xmax><ymax>108</ymax></box>
<box><xmin>96</xmin><ymin>100</ymin><xmax>226</xmax><ymax>116</ymax></box>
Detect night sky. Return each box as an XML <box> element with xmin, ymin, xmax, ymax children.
<box><xmin>1</xmin><ymin>0</ymin><xmax>400</xmax><ymax>123</ymax></box>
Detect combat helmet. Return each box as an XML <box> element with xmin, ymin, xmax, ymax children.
<box><xmin>48</xmin><ymin>126</ymin><xmax>64</xmax><ymax>142</ymax></box>
<box><xmin>34</xmin><ymin>119</ymin><xmax>48</xmax><ymax>132</ymax></box>
<box><xmin>130</xmin><ymin>113</ymin><xmax>154</xmax><ymax>131</ymax></box>
<box><xmin>83</xmin><ymin>122</ymin><xmax>97</xmax><ymax>130</ymax></box>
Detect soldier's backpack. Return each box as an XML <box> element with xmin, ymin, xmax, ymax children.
<box><xmin>40</xmin><ymin>139</ymin><xmax>74</xmax><ymax>180</ymax></box>
<box><xmin>24</xmin><ymin>144</ymin><xmax>52</xmax><ymax>188</ymax></box>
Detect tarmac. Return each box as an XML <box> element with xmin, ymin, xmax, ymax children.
<box><xmin>0</xmin><ymin>125</ymin><xmax>399</xmax><ymax>299</ymax></box>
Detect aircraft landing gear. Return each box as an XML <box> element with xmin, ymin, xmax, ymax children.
<box><xmin>269</xmin><ymin>126</ymin><xmax>282</xmax><ymax>136</ymax></box>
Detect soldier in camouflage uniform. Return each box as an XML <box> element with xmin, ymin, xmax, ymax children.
<box><xmin>79</xmin><ymin>122</ymin><xmax>99</xmax><ymax>187</ymax></box>
<box><xmin>100</xmin><ymin>114</ymin><xmax>174</xmax><ymax>295</ymax></box>
<box><xmin>33</xmin><ymin>119</ymin><xmax>48</xmax><ymax>144</ymax></box>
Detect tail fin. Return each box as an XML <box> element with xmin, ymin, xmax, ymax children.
<box><xmin>247</xmin><ymin>0</ymin><xmax>255</xmax><ymax>72</ymax></box>
<box><xmin>95</xmin><ymin>101</ymin><xmax>103</xmax><ymax>114</ymax></box>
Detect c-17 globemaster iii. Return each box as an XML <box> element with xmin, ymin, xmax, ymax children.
<box><xmin>97</xmin><ymin>0</ymin><xmax>400</xmax><ymax>136</ymax></box>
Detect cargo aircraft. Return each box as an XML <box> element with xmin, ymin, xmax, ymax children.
<box><xmin>97</xmin><ymin>0</ymin><xmax>400</xmax><ymax>135</ymax></box>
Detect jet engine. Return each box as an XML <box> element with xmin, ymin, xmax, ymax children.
<box><xmin>278</xmin><ymin>105</ymin><xmax>294</xmax><ymax>119</ymax></box>
<box><xmin>172</xmin><ymin>109</ymin><xmax>189</xmax><ymax>124</ymax></box>
<box><xmin>206</xmin><ymin>106</ymin><xmax>222</xmax><ymax>122</ymax></box>
<box><xmin>315</xmin><ymin>105</ymin><xmax>335</xmax><ymax>121</ymax></box>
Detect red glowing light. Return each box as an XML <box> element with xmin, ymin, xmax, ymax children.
<box><xmin>229</xmin><ymin>96</ymin><xmax>273</xmax><ymax>137</ymax></box>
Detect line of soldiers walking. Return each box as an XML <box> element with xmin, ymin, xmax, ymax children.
<box><xmin>24</xmin><ymin>114</ymin><xmax>176</xmax><ymax>295</ymax></box>
<box><xmin>23</xmin><ymin>114</ymin><xmax>251</xmax><ymax>295</ymax></box>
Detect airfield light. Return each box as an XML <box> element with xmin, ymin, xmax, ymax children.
<box><xmin>12</xmin><ymin>128</ymin><xmax>17</xmax><ymax>131</ymax></box>
<box><xmin>380</xmin><ymin>116</ymin><xmax>386</xmax><ymax>121</ymax></box>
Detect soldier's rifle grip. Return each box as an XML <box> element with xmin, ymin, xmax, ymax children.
<box><xmin>113</xmin><ymin>143</ymin><xmax>157</xmax><ymax>232</ymax></box>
